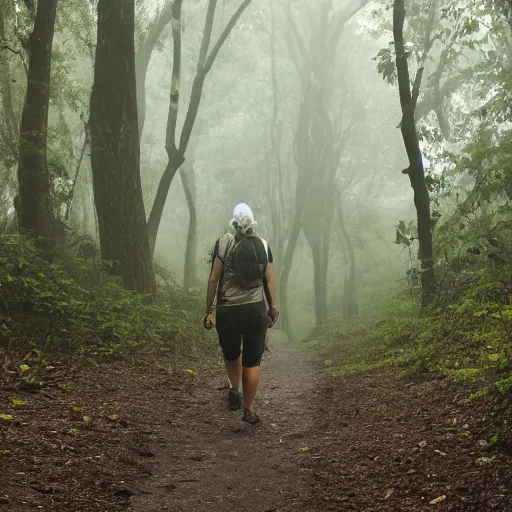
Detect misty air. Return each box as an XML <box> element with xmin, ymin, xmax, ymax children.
<box><xmin>1</xmin><ymin>0</ymin><xmax>512</xmax><ymax>510</ymax></box>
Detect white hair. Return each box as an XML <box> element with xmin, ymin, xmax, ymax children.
<box><xmin>229</xmin><ymin>203</ymin><xmax>257</xmax><ymax>235</ymax></box>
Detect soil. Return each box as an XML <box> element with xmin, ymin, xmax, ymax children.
<box><xmin>2</xmin><ymin>333</ymin><xmax>512</xmax><ymax>512</ymax></box>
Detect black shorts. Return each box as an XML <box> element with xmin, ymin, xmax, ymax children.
<box><xmin>215</xmin><ymin>301</ymin><xmax>267</xmax><ymax>367</ymax></box>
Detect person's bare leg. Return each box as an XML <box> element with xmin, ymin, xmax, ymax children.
<box><xmin>225</xmin><ymin>356</ymin><xmax>242</xmax><ymax>391</ymax></box>
<box><xmin>242</xmin><ymin>365</ymin><xmax>261</xmax><ymax>411</ymax></box>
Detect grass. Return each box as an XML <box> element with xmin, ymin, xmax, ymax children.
<box><xmin>305</xmin><ymin>283</ymin><xmax>512</xmax><ymax>404</ymax></box>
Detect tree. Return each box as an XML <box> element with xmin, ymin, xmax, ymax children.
<box><xmin>266</xmin><ymin>0</ymin><xmax>292</xmax><ymax>293</ymax></box>
<box><xmin>0</xmin><ymin>1</ymin><xmax>19</xmax><ymax>173</ymax></box>
<box><xmin>16</xmin><ymin>0</ymin><xmax>59</xmax><ymax>239</ymax></box>
<box><xmin>279</xmin><ymin>0</ymin><xmax>367</xmax><ymax>328</ymax></box>
<box><xmin>146</xmin><ymin>0</ymin><xmax>252</xmax><ymax>255</ymax></box>
<box><xmin>179</xmin><ymin>125</ymin><xmax>204</xmax><ymax>292</ymax></box>
<box><xmin>90</xmin><ymin>0</ymin><xmax>156</xmax><ymax>296</ymax></box>
<box><xmin>393</xmin><ymin>0</ymin><xmax>435</xmax><ymax>304</ymax></box>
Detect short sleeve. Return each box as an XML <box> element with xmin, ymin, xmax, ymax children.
<box><xmin>267</xmin><ymin>245</ymin><xmax>274</xmax><ymax>263</ymax></box>
<box><xmin>210</xmin><ymin>239</ymin><xmax>220</xmax><ymax>271</ymax></box>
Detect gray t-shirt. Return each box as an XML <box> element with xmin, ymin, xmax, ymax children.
<box><xmin>213</xmin><ymin>233</ymin><xmax>272</xmax><ymax>308</ymax></box>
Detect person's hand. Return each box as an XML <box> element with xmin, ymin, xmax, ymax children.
<box><xmin>267</xmin><ymin>305</ymin><xmax>279</xmax><ymax>328</ymax></box>
<box><xmin>203</xmin><ymin>313</ymin><xmax>215</xmax><ymax>330</ymax></box>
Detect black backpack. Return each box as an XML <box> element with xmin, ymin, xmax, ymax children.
<box><xmin>230</xmin><ymin>235</ymin><xmax>268</xmax><ymax>289</ymax></box>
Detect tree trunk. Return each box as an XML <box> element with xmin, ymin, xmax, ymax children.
<box><xmin>304</xmin><ymin>198</ymin><xmax>334</xmax><ymax>326</ymax></box>
<box><xmin>336</xmin><ymin>190</ymin><xmax>358</xmax><ymax>318</ymax></box>
<box><xmin>393</xmin><ymin>0</ymin><xmax>435</xmax><ymax>305</ymax></box>
<box><xmin>0</xmin><ymin>2</ymin><xmax>19</xmax><ymax>162</ymax></box>
<box><xmin>90</xmin><ymin>0</ymin><xmax>156</xmax><ymax>297</ymax></box>
<box><xmin>147</xmin><ymin>156</ymin><xmax>183</xmax><ymax>254</ymax></box>
<box><xmin>267</xmin><ymin>0</ymin><xmax>287</xmax><ymax>278</ymax></box>
<box><xmin>180</xmin><ymin>161</ymin><xmax>197</xmax><ymax>292</ymax></box>
<box><xmin>310</xmin><ymin>239</ymin><xmax>329</xmax><ymax>325</ymax></box>
<box><xmin>278</xmin><ymin>212</ymin><xmax>303</xmax><ymax>335</ymax></box>
<box><xmin>81</xmin><ymin>187</ymin><xmax>89</xmax><ymax>234</ymax></box>
<box><xmin>16</xmin><ymin>0</ymin><xmax>59</xmax><ymax>239</ymax></box>
<box><xmin>135</xmin><ymin>1</ymin><xmax>173</xmax><ymax>138</ymax></box>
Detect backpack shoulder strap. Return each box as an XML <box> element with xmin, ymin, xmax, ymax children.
<box><xmin>217</xmin><ymin>233</ymin><xmax>235</xmax><ymax>263</ymax></box>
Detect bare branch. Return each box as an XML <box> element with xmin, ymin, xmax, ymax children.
<box><xmin>1</xmin><ymin>44</ymin><xmax>28</xmax><ymax>75</ymax></box>
<box><xmin>330</xmin><ymin>0</ymin><xmax>371</xmax><ymax>50</ymax></box>
<box><xmin>202</xmin><ymin>0</ymin><xmax>251</xmax><ymax>76</ymax></box>
<box><xmin>165</xmin><ymin>0</ymin><xmax>184</xmax><ymax>156</ymax></box>
<box><xmin>179</xmin><ymin>0</ymin><xmax>252</xmax><ymax>151</ymax></box>
<box><xmin>136</xmin><ymin>0</ymin><xmax>173</xmax><ymax>136</ymax></box>
<box><xmin>286</xmin><ymin>3</ymin><xmax>310</xmax><ymax>70</ymax></box>
<box><xmin>138</xmin><ymin>1</ymin><xmax>173</xmax><ymax>59</ymax></box>
<box><xmin>197</xmin><ymin>0</ymin><xmax>218</xmax><ymax>71</ymax></box>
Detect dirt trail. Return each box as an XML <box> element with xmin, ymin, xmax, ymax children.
<box><xmin>127</xmin><ymin>337</ymin><xmax>512</xmax><ymax>512</ymax></box>
<box><xmin>129</xmin><ymin>337</ymin><xmax>318</xmax><ymax>512</ymax></box>
<box><xmin>3</xmin><ymin>334</ymin><xmax>512</xmax><ymax>511</ymax></box>
<box><xmin>302</xmin><ymin>368</ymin><xmax>512</xmax><ymax>512</ymax></box>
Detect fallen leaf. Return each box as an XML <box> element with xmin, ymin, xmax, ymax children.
<box><xmin>475</xmin><ymin>456</ymin><xmax>496</xmax><ymax>466</ymax></box>
<box><xmin>430</xmin><ymin>495</ymin><xmax>446</xmax><ymax>505</ymax></box>
<box><xmin>434</xmin><ymin>450</ymin><xmax>447</xmax><ymax>456</ymax></box>
<box><xmin>384</xmin><ymin>489</ymin><xmax>394</xmax><ymax>499</ymax></box>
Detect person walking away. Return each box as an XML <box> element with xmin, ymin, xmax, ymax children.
<box><xmin>204</xmin><ymin>203</ymin><xmax>279</xmax><ymax>424</ymax></box>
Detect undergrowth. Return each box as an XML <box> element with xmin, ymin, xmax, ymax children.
<box><xmin>0</xmin><ymin>235</ymin><xmax>216</xmax><ymax>370</ymax></box>
<box><xmin>307</xmin><ymin>267</ymin><xmax>512</xmax><ymax>403</ymax></box>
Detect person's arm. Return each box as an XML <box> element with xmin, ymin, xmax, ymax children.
<box><xmin>205</xmin><ymin>256</ymin><xmax>223</xmax><ymax>316</ymax></box>
<box><xmin>264</xmin><ymin>263</ymin><xmax>279</xmax><ymax>326</ymax></box>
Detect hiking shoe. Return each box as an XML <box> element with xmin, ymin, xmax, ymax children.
<box><xmin>242</xmin><ymin>408</ymin><xmax>260</xmax><ymax>425</ymax></box>
<box><xmin>228</xmin><ymin>389</ymin><xmax>242</xmax><ymax>411</ymax></box>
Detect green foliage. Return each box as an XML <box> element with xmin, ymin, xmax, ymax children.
<box><xmin>307</xmin><ymin>299</ymin><xmax>423</xmax><ymax>376</ymax></box>
<box><xmin>495</xmin><ymin>375</ymin><xmax>512</xmax><ymax>394</ymax></box>
<box><xmin>442</xmin><ymin>368</ymin><xmax>482</xmax><ymax>381</ymax></box>
<box><xmin>11</xmin><ymin>398</ymin><xmax>29</xmax><ymax>407</ymax></box>
<box><xmin>311</xmin><ymin>266</ymin><xmax>512</xmax><ymax>402</ymax></box>
<box><xmin>395</xmin><ymin>220</ymin><xmax>416</xmax><ymax>247</ymax></box>
<box><xmin>0</xmin><ymin>235</ymin><xmax>211</xmax><ymax>359</ymax></box>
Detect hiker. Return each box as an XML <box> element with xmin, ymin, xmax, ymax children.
<box><xmin>204</xmin><ymin>203</ymin><xmax>279</xmax><ymax>425</ymax></box>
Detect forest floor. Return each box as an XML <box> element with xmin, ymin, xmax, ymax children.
<box><xmin>2</xmin><ymin>333</ymin><xmax>512</xmax><ymax>512</ymax></box>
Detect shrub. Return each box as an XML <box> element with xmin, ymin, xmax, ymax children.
<box><xmin>0</xmin><ymin>235</ymin><xmax>211</xmax><ymax>361</ymax></box>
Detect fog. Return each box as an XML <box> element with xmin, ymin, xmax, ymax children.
<box><xmin>2</xmin><ymin>0</ymin><xmax>496</xmax><ymax>339</ymax></box>
<box><xmin>3</xmin><ymin>2</ymin><xmax>512</xmax><ymax>507</ymax></box>
<box><xmin>128</xmin><ymin>0</ymin><xmax>415</xmax><ymax>338</ymax></box>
